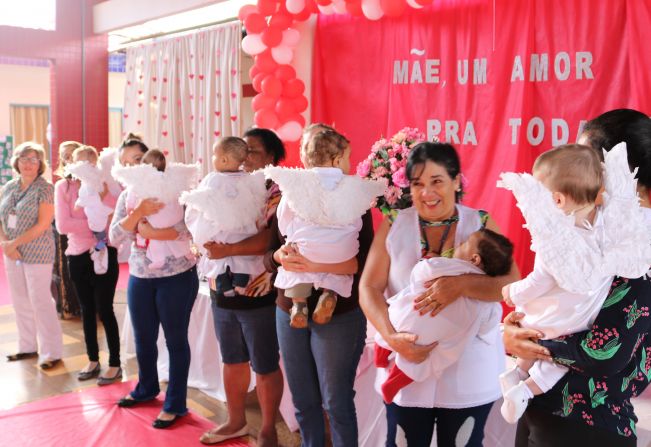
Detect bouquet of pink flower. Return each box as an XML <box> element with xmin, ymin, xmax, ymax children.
<box><xmin>356</xmin><ymin>127</ymin><xmax>426</xmax><ymax>216</ymax></box>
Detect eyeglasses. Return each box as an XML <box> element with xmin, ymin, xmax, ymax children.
<box><xmin>18</xmin><ymin>156</ymin><xmax>39</xmax><ymax>165</ymax></box>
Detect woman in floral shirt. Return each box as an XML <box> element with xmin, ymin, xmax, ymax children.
<box><xmin>505</xmin><ymin>109</ymin><xmax>651</xmax><ymax>446</ymax></box>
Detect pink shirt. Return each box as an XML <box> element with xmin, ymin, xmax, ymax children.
<box><xmin>54</xmin><ymin>179</ymin><xmax>118</xmax><ymax>255</ymax></box>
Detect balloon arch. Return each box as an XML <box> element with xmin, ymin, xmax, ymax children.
<box><xmin>238</xmin><ymin>0</ymin><xmax>432</xmax><ymax>150</ymax></box>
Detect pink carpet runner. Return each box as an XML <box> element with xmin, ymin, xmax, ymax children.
<box><xmin>0</xmin><ymin>381</ymin><xmax>251</xmax><ymax>446</ymax></box>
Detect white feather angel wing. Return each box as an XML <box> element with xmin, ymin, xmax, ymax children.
<box><xmin>601</xmin><ymin>142</ymin><xmax>651</xmax><ymax>278</ymax></box>
<box><xmin>179</xmin><ymin>172</ymin><xmax>267</xmax><ymax>232</ymax></box>
<box><xmin>498</xmin><ymin>172</ymin><xmax>605</xmax><ymax>293</ymax></box>
<box><xmin>98</xmin><ymin>147</ymin><xmax>122</xmax><ymax>196</ymax></box>
<box><xmin>264</xmin><ymin>166</ymin><xmax>387</xmax><ymax>226</ymax></box>
<box><xmin>65</xmin><ymin>161</ymin><xmax>103</xmax><ymax>193</ymax></box>
<box><xmin>112</xmin><ymin>162</ymin><xmax>200</xmax><ymax>203</ymax></box>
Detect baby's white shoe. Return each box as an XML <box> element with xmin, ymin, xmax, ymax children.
<box><xmin>501</xmin><ymin>381</ymin><xmax>532</xmax><ymax>424</ymax></box>
<box><xmin>90</xmin><ymin>247</ymin><xmax>108</xmax><ymax>275</ymax></box>
<box><xmin>499</xmin><ymin>366</ymin><xmax>528</xmax><ymax>394</ymax></box>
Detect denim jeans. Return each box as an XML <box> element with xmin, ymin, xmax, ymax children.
<box><xmin>127</xmin><ymin>266</ymin><xmax>198</xmax><ymax>415</ymax></box>
<box><xmin>276</xmin><ymin>306</ymin><xmax>367</xmax><ymax>447</ymax></box>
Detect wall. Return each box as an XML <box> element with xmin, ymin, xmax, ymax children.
<box><xmin>0</xmin><ymin>0</ymin><xmax>108</xmax><ymax>169</ymax></box>
<box><xmin>0</xmin><ymin>64</ymin><xmax>50</xmax><ymax>137</ymax></box>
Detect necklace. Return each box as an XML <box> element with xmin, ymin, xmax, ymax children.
<box><xmin>419</xmin><ymin>214</ymin><xmax>459</xmax><ymax>256</ymax></box>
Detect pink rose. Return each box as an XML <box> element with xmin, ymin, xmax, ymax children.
<box><xmin>373</xmin><ymin>166</ymin><xmax>389</xmax><ymax>179</ymax></box>
<box><xmin>384</xmin><ymin>185</ymin><xmax>402</xmax><ymax>206</ymax></box>
<box><xmin>356</xmin><ymin>159</ymin><xmax>371</xmax><ymax>177</ymax></box>
<box><xmin>392</xmin><ymin>167</ymin><xmax>409</xmax><ymax>188</ymax></box>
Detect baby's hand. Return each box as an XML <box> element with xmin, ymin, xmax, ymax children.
<box><xmin>502</xmin><ymin>284</ymin><xmax>514</xmax><ymax>307</ymax></box>
<box><xmin>284</xmin><ymin>243</ymin><xmax>298</xmax><ymax>255</ymax></box>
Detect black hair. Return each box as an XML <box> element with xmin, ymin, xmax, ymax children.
<box><xmin>243</xmin><ymin>128</ymin><xmax>286</xmax><ymax>165</ymax></box>
<box><xmin>407</xmin><ymin>142</ymin><xmax>463</xmax><ymax>201</ymax></box>
<box><xmin>582</xmin><ymin>109</ymin><xmax>651</xmax><ymax>187</ymax></box>
<box><xmin>476</xmin><ymin>229</ymin><xmax>513</xmax><ymax>277</ymax></box>
<box><xmin>120</xmin><ymin>132</ymin><xmax>149</xmax><ymax>154</ymax></box>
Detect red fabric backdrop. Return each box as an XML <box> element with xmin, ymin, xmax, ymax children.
<box><xmin>311</xmin><ymin>0</ymin><xmax>651</xmax><ymax>273</ymax></box>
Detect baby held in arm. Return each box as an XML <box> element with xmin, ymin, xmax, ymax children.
<box><xmin>376</xmin><ymin>228</ymin><xmax>514</xmax><ymax>404</ymax></box>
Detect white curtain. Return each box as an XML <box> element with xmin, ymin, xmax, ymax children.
<box><xmin>123</xmin><ymin>22</ymin><xmax>241</xmax><ymax>175</ymax></box>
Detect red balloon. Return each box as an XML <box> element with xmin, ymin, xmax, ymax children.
<box><xmin>414</xmin><ymin>0</ymin><xmax>432</xmax><ymax>5</ymax></box>
<box><xmin>252</xmin><ymin>72</ymin><xmax>267</xmax><ymax>93</ymax></box>
<box><xmin>345</xmin><ymin>0</ymin><xmax>363</xmax><ymax>15</ymax></box>
<box><xmin>275</xmin><ymin>65</ymin><xmax>296</xmax><ymax>81</ymax></box>
<box><xmin>261</xmin><ymin>75</ymin><xmax>283</xmax><ymax>98</ymax></box>
<box><xmin>283</xmin><ymin>78</ymin><xmax>305</xmax><ymax>98</ymax></box>
<box><xmin>249</xmin><ymin>64</ymin><xmax>261</xmax><ymax>81</ymax></box>
<box><xmin>252</xmin><ymin>93</ymin><xmax>276</xmax><ymax>111</ymax></box>
<box><xmin>293</xmin><ymin>95</ymin><xmax>308</xmax><ymax>113</ymax></box>
<box><xmin>257</xmin><ymin>0</ymin><xmax>278</xmax><ymax>16</ymax></box>
<box><xmin>262</xmin><ymin>26</ymin><xmax>283</xmax><ymax>47</ymax></box>
<box><xmin>315</xmin><ymin>0</ymin><xmax>332</xmax><ymax>5</ymax></box>
<box><xmin>255</xmin><ymin>108</ymin><xmax>280</xmax><ymax>129</ymax></box>
<box><xmin>238</xmin><ymin>4</ymin><xmax>258</xmax><ymax>21</ymax></box>
<box><xmin>293</xmin><ymin>8</ymin><xmax>312</xmax><ymax>21</ymax></box>
<box><xmin>270</xmin><ymin>12</ymin><xmax>292</xmax><ymax>29</ymax></box>
<box><xmin>244</xmin><ymin>13</ymin><xmax>266</xmax><ymax>33</ymax></box>
<box><xmin>275</xmin><ymin>98</ymin><xmax>296</xmax><ymax>121</ymax></box>
<box><xmin>256</xmin><ymin>51</ymin><xmax>278</xmax><ymax>73</ymax></box>
<box><xmin>380</xmin><ymin>0</ymin><xmax>407</xmax><ymax>17</ymax></box>
<box><xmin>306</xmin><ymin>0</ymin><xmax>319</xmax><ymax>13</ymax></box>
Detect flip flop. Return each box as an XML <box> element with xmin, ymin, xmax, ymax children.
<box><xmin>6</xmin><ymin>352</ymin><xmax>38</xmax><ymax>361</ymax></box>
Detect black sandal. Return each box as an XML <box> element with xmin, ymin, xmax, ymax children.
<box><xmin>6</xmin><ymin>352</ymin><xmax>38</xmax><ymax>361</ymax></box>
<box><xmin>39</xmin><ymin>359</ymin><xmax>61</xmax><ymax>370</ymax></box>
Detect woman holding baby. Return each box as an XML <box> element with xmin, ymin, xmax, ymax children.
<box><xmin>360</xmin><ymin>141</ymin><xmax>519</xmax><ymax>446</ymax></box>
<box><xmin>109</xmin><ymin>135</ymin><xmax>199</xmax><ymax>429</ymax></box>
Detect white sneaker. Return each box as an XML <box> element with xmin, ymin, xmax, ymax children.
<box><xmin>499</xmin><ymin>366</ymin><xmax>528</xmax><ymax>394</ymax></box>
<box><xmin>91</xmin><ymin>247</ymin><xmax>109</xmax><ymax>275</ymax></box>
<box><xmin>501</xmin><ymin>381</ymin><xmax>530</xmax><ymax>424</ymax></box>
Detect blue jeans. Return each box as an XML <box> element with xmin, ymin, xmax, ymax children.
<box><xmin>276</xmin><ymin>306</ymin><xmax>367</xmax><ymax>447</ymax></box>
<box><xmin>127</xmin><ymin>267</ymin><xmax>198</xmax><ymax>415</ymax></box>
<box><xmin>385</xmin><ymin>401</ymin><xmax>494</xmax><ymax>447</ymax></box>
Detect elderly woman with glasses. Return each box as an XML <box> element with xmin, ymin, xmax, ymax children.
<box><xmin>0</xmin><ymin>141</ymin><xmax>63</xmax><ymax>370</ymax></box>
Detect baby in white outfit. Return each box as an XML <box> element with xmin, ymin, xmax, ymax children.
<box><xmin>112</xmin><ymin>149</ymin><xmax>199</xmax><ymax>269</ymax></box>
<box><xmin>266</xmin><ymin>130</ymin><xmax>386</xmax><ymax>328</ymax></box>
<box><xmin>498</xmin><ymin>143</ymin><xmax>651</xmax><ymax>424</ymax></box>
<box><xmin>182</xmin><ymin>137</ymin><xmax>267</xmax><ymax>295</ymax></box>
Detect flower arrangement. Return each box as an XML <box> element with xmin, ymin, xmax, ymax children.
<box><xmin>356</xmin><ymin>127</ymin><xmax>426</xmax><ymax>216</ymax></box>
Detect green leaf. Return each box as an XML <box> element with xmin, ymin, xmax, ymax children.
<box><xmin>591</xmin><ymin>390</ymin><xmax>608</xmax><ymax>408</ymax></box>
<box><xmin>562</xmin><ymin>383</ymin><xmax>572</xmax><ymax>416</ymax></box>
<box><xmin>588</xmin><ymin>377</ymin><xmax>595</xmax><ymax>396</ymax></box>
<box><xmin>580</xmin><ymin>335</ymin><xmax>622</xmax><ymax>360</ymax></box>
<box><xmin>621</xmin><ymin>367</ymin><xmax>639</xmax><ymax>392</ymax></box>
<box><xmin>631</xmin><ymin>419</ymin><xmax>637</xmax><ymax>436</ymax></box>
<box><xmin>602</xmin><ymin>283</ymin><xmax>631</xmax><ymax>309</ymax></box>
<box><xmin>626</xmin><ymin>300</ymin><xmax>639</xmax><ymax>329</ymax></box>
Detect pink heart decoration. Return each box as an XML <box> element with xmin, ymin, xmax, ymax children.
<box><xmin>138</xmin><ymin>102</ymin><xmax>143</xmax><ymax>107</ymax></box>
<box><xmin>199</xmin><ymin>74</ymin><xmax>204</xmax><ymax>81</ymax></box>
<box><xmin>152</xmin><ymin>77</ymin><xmax>157</xmax><ymax>82</ymax></box>
<box><xmin>189</xmin><ymin>74</ymin><xmax>195</xmax><ymax>80</ymax></box>
<box><xmin>198</xmin><ymin>158</ymin><xmax>203</xmax><ymax>163</ymax></box>
<box><xmin>163</xmin><ymin>150</ymin><xmax>169</xmax><ymax>156</ymax></box>
<box><xmin>215</xmin><ymin>70</ymin><xmax>221</xmax><ymax>76</ymax></box>
<box><xmin>138</xmin><ymin>90</ymin><xmax>143</xmax><ymax>95</ymax></box>
<box><xmin>162</xmin><ymin>114</ymin><xmax>168</xmax><ymax>120</ymax></box>
<box><xmin>179</xmin><ymin>141</ymin><xmax>185</xmax><ymax>147</ymax></box>
<box><xmin>230</xmin><ymin>116</ymin><xmax>237</xmax><ymax>122</ymax></box>
<box><xmin>137</xmin><ymin>120</ymin><xmax>141</xmax><ymax>125</ymax></box>
<box><xmin>163</xmin><ymin>77</ymin><xmax>168</xmax><ymax>83</ymax></box>
<box><xmin>162</xmin><ymin>96</ymin><xmax>167</xmax><ymax>102</ymax></box>
<box><xmin>123</xmin><ymin>114</ymin><xmax>129</xmax><ymax>118</ymax></box>
<box><xmin>214</xmin><ymin>131</ymin><xmax>221</xmax><ymax>137</ymax></box>
<box><xmin>231</xmin><ymin>92</ymin><xmax>237</xmax><ymax>99</ymax></box>
<box><xmin>190</xmin><ymin>115</ymin><xmax>194</xmax><ymax>120</ymax></box>
<box><xmin>162</xmin><ymin>131</ymin><xmax>168</xmax><ymax>137</ymax></box>
<box><xmin>231</xmin><ymin>69</ymin><xmax>237</xmax><ymax>76</ymax></box>
<box><xmin>153</xmin><ymin>95</ymin><xmax>157</xmax><ymax>101</ymax></box>
<box><xmin>215</xmin><ymin>111</ymin><xmax>221</xmax><ymax>117</ymax></box>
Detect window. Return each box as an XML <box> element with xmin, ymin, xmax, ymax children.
<box><xmin>0</xmin><ymin>0</ymin><xmax>56</xmax><ymax>31</ymax></box>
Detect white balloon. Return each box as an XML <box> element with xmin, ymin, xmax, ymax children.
<box><xmin>282</xmin><ymin>28</ymin><xmax>301</xmax><ymax>48</ymax></box>
<box><xmin>405</xmin><ymin>0</ymin><xmax>424</xmax><ymax>8</ymax></box>
<box><xmin>271</xmin><ymin>45</ymin><xmax>293</xmax><ymax>64</ymax></box>
<box><xmin>277</xmin><ymin>121</ymin><xmax>303</xmax><ymax>142</ymax></box>
<box><xmin>286</xmin><ymin>0</ymin><xmax>305</xmax><ymax>14</ymax></box>
<box><xmin>318</xmin><ymin>3</ymin><xmax>335</xmax><ymax>14</ymax></box>
<box><xmin>332</xmin><ymin>0</ymin><xmax>348</xmax><ymax>14</ymax></box>
<box><xmin>241</xmin><ymin>34</ymin><xmax>266</xmax><ymax>56</ymax></box>
<box><xmin>361</xmin><ymin>0</ymin><xmax>384</xmax><ymax>20</ymax></box>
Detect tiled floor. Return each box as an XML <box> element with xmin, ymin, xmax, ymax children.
<box><xmin>0</xmin><ymin>291</ymin><xmax>302</xmax><ymax>446</ymax></box>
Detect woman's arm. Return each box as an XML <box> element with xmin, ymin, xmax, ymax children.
<box><xmin>502</xmin><ymin>312</ymin><xmax>553</xmax><ymax>361</ymax></box>
<box><xmin>137</xmin><ymin>220</ymin><xmax>179</xmax><ymax>241</ymax></box>
<box><xmin>204</xmin><ymin>229</ymin><xmax>272</xmax><ymax>259</ymax></box>
<box><xmin>536</xmin><ymin>276</ymin><xmax>651</xmax><ymax>376</ymax></box>
<box><xmin>117</xmin><ymin>198</ymin><xmax>164</xmax><ymax>233</ymax></box>
<box><xmin>54</xmin><ymin>180</ymin><xmax>92</xmax><ymax>235</ymax></box>
<box><xmin>416</xmin><ymin>215</ymin><xmax>521</xmax><ymax>316</ymax></box>
<box><xmin>359</xmin><ymin>218</ymin><xmax>437</xmax><ymax>364</ymax></box>
<box><xmin>6</xmin><ymin>202</ymin><xmax>54</xmax><ymax>249</ymax></box>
